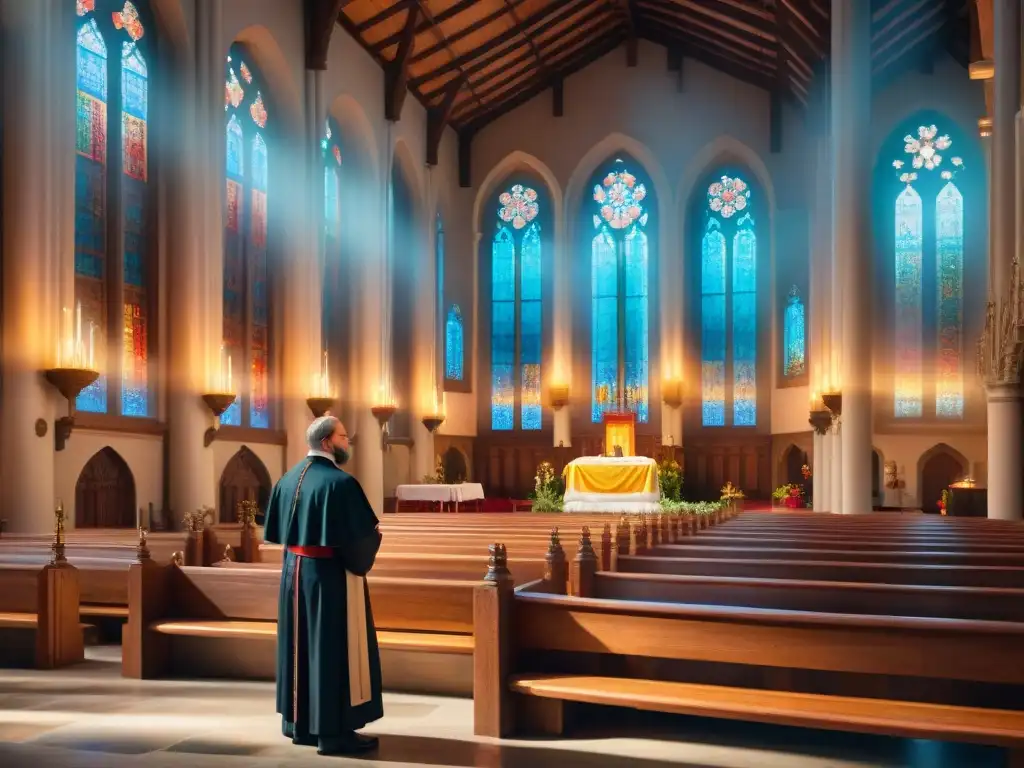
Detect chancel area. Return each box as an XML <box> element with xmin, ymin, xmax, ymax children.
<box><xmin>2</xmin><ymin>0</ymin><xmax>1024</xmax><ymax>766</ymax></box>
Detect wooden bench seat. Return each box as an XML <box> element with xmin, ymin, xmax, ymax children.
<box><xmin>0</xmin><ymin>563</ymin><xmax>83</xmax><ymax>669</ymax></box>
<box><xmin>0</xmin><ymin>611</ymin><xmax>37</xmax><ymax>628</ymax></box>
<box><xmin>510</xmin><ymin>674</ymin><xmax>1024</xmax><ymax>749</ymax></box>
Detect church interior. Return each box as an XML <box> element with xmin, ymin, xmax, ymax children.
<box><xmin>3</xmin><ymin>0</ymin><xmax>1024</xmax><ymax>766</ymax></box>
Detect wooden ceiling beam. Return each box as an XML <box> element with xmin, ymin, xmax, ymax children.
<box><xmin>384</xmin><ymin>4</ymin><xmax>421</xmax><ymax>122</ymax></box>
<box><xmin>638</xmin><ymin>0</ymin><xmax>776</xmax><ymax>54</ymax></box>
<box><xmin>618</xmin><ymin>0</ymin><xmax>638</xmax><ymax>66</ymax></box>
<box><xmin>640</xmin><ymin>7</ymin><xmax>776</xmax><ymax>63</ymax></box>
<box><xmin>356</xmin><ymin>0</ymin><xmax>414</xmax><ymax>33</ymax></box>
<box><xmin>873</xmin><ymin>2</ymin><xmax>944</xmax><ymax>58</ymax></box>
<box><xmin>457</xmin><ymin>18</ymin><xmax>615</xmax><ymax>115</ymax></box>
<box><xmin>783</xmin><ymin>0</ymin><xmax>824</xmax><ymax>58</ymax></box>
<box><xmin>305</xmin><ymin>0</ymin><xmax>350</xmax><ymax>70</ymax></box>
<box><xmin>502</xmin><ymin>0</ymin><xmax>551</xmax><ymax>78</ymax></box>
<box><xmin>371</xmin><ymin>0</ymin><xmax>484</xmax><ymax>54</ymax></box>
<box><xmin>873</xmin><ymin>0</ymin><xmax>933</xmax><ymax>43</ymax></box>
<box><xmin>772</xmin><ymin>0</ymin><xmax>791</xmax><ymax>151</ymax></box>
<box><xmin>426</xmin><ymin>74</ymin><xmax>465</xmax><ymax>166</ymax></box>
<box><xmin>410</xmin><ymin>0</ymin><xmax>593</xmax><ymax>87</ymax></box>
<box><xmin>646</xmin><ymin>0</ymin><xmax>775</xmax><ymax>42</ymax></box>
<box><xmin>873</xmin><ymin>16</ymin><xmax>947</xmax><ymax>74</ymax></box>
<box><xmin>414</xmin><ymin>1</ymin><xmax>608</xmax><ymax>92</ymax></box>
<box><xmin>640</xmin><ymin>27</ymin><xmax>776</xmax><ymax>90</ymax></box>
<box><xmin>460</xmin><ymin>30</ymin><xmax>627</xmax><ymax>133</ymax></box>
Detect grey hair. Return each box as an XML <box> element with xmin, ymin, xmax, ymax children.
<box><xmin>306</xmin><ymin>415</ymin><xmax>340</xmax><ymax>450</ymax></box>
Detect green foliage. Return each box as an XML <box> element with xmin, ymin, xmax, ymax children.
<box><xmin>659</xmin><ymin>499</ymin><xmax>723</xmax><ymax>515</ymax></box>
<box><xmin>530</xmin><ymin>460</ymin><xmax>563</xmax><ymax>512</ymax></box>
<box><xmin>657</xmin><ymin>458</ymin><xmax>683</xmax><ymax>502</ymax></box>
<box><xmin>772</xmin><ymin>483</ymin><xmax>802</xmax><ymax>500</ymax></box>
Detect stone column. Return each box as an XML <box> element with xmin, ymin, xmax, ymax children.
<box><xmin>983</xmin><ymin>0</ymin><xmax>1023</xmax><ymax>520</ymax></box>
<box><xmin>410</xmin><ymin>168</ymin><xmax>437</xmax><ymax>484</ymax></box>
<box><xmin>812</xmin><ymin>430</ymin><xmax>827</xmax><ymax>512</ymax></box>
<box><xmin>166</xmin><ymin>0</ymin><xmax>222</xmax><ymax>522</ymax></box>
<box><xmin>810</xmin><ymin>136</ymin><xmax>831</xmax><ymax>513</ymax></box>
<box><xmin>830</xmin><ymin>433</ymin><xmax>843</xmax><ymax>515</ymax></box>
<box><xmin>279</xmin><ymin>70</ymin><xmax>326</xmax><ymax>469</ymax></box>
<box><xmin>833</xmin><ymin>0</ymin><xmax>872</xmax><ymax>515</ymax></box>
<box><xmin>987</xmin><ymin>385</ymin><xmax>1022</xmax><ymax>520</ymax></box>
<box><xmin>0</xmin><ymin>0</ymin><xmax>65</xmax><ymax>533</ymax></box>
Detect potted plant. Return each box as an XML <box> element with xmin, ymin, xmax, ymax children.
<box><xmin>719</xmin><ymin>481</ymin><xmax>745</xmax><ymax>517</ymax></box>
<box><xmin>530</xmin><ymin>461</ymin><xmax>563</xmax><ymax>513</ymax></box>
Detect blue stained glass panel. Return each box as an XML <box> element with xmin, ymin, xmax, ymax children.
<box><xmin>732</xmin><ymin>218</ymin><xmax>757</xmax><ymax>426</ymax></box>
<box><xmin>445</xmin><ymin>305</ymin><xmax>464</xmax><ymax>380</ymax></box>
<box><xmin>324</xmin><ymin>165</ymin><xmax>339</xmax><ymax>234</ymax></box>
<box><xmin>520</xmin><ymin>224</ymin><xmax>542</xmax><ymax>430</ymax></box>
<box><xmin>935</xmin><ymin>182</ymin><xmax>964</xmax><ymax>418</ymax></box>
<box><xmin>491</xmin><ymin>229</ymin><xmax>516</xmax><ymax>430</ymax></box>
<box><xmin>592</xmin><ymin>229</ymin><xmax>618</xmax><ymax>422</ymax></box>
<box><xmin>701</xmin><ymin>220</ymin><xmax>726</xmax><ymax>426</ymax></box>
<box><xmin>894</xmin><ymin>185</ymin><xmax>923</xmax><ymax>418</ymax></box>
<box><xmin>623</xmin><ymin>226</ymin><xmax>648</xmax><ymax>423</ymax></box>
<box><xmin>226</xmin><ymin>116</ymin><xmax>243</xmax><ymax>179</ymax></box>
<box><xmin>783</xmin><ymin>292</ymin><xmax>806</xmax><ymax>378</ymax></box>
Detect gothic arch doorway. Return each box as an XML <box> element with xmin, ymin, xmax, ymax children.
<box><xmin>919</xmin><ymin>443</ymin><xmax>968</xmax><ymax>515</ymax></box>
<box><xmin>75</xmin><ymin>448</ymin><xmax>136</xmax><ymax>528</ymax></box>
<box><xmin>781</xmin><ymin>444</ymin><xmax>807</xmax><ymax>486</ymax></box>
<box><xmin>442</xmin><ymin>446</ymin><xmax>468</xmax><ymax>484</ymax></box>
<box><xmin>219</xmin><ymin>446</ymin><xmax>272</xmax><ymax>524</ymax></box>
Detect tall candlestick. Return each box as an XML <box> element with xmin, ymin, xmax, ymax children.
<box><xmin>75</xmin><ymin>302</ymin><xmax>82</xmax><ymax>363</ymax></box>
<box><xmin>226</xmin><ymin>355</ymin><xmax>232</xmax><ymax>393</ymax></box>
<box><xmin>88</xmin><ymin>323</ymin><xmax>95</xmax><ymax>370</ymax></box>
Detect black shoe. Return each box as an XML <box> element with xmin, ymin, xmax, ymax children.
<box><xmin>292</xmin><ymin>734</ymin><xmax>317</xmax><ymax>747</ymax></box>
<box><xmin>317</xmin><ymin>732</ymin><xmax>379</xmax><ymax>755</ymax></box>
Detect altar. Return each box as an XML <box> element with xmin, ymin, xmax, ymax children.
<box><xmin>562</xmin><ymin>456</ymin><xmax>661</xmax><ymax>513</ymax></box>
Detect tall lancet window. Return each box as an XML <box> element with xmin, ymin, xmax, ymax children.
<box><xmin>783</xmin><ymin>286</ymin><xmax>806</xmax><ymax>380</ymax></box>
<box><xmin>700</xmin><ymin>175</ymin><xmax>758</xmax><ymax>427</ymax></box>
<box><xmin>74</xmin><ymin>0</ymin><xmax>155</xmax><ymax>417</ymax></box>
<box><xmin>322</xmin><ymin>119</ymin><xmax>342</xmax><ymax>370</ymax></box>
<box><xmin>590</xmin><ymin>161</ymin><xmax>650</xmax><ymax>423</ymax></box>
<box><xmin>490</xmin><ymin>184</ymin><xmax>542</xmax><ymax>430</ymax></box>
<box><xmin>890</xmin><ymin>124</ymin><xmax>965</xmax><ymax>419</ymax></box>
<box><xmin>222</xmin><ymin>47</ymin><xmax>272</xmax><ymax>428</ymax></box>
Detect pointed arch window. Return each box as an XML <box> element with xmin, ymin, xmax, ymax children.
<box><xmin>890</xmin><ymin>124</ymin><xmax>966</xmax><ymax>419</ymax></box>
<box><xmin>783</xmin><ymin>286</ymin><xmax>806</xmax><ymax>379</ymax></box>
<box><xmin>321</xmin><ymin>118</ymin><xmax>342</xmax><ymax>372</ymax></box>
<box><xmin>222</xmin><ymin>47</ymin><xmax>272</xmax><ymax>428</ymax></box>
<box><xmin>490</xmin><ymin>184</ymin><xmax>542</xmax><ymax>430</ymax></box>
<box><xmin>590</xmin><ymin>160</ymin><xmax>650</xmax><ymax>423</ymax></box>
<box><xmin>699</xmin><ymin>175</ymin><xmax>758</xmax><ymax>427</ymax></box>
<box><xmin>445</xmin><ymin>305</ymin><xmax>464</xmax><ymax>381</ymax></box>
<box><xmin>74</xmin><ymin>0</ymin><xmax>155</xmax><ymax>417</ymax></box>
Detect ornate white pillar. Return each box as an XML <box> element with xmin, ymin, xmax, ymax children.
<box><xmin>0</xmin><ymin>0</ymin><xmax>65</xmax><ymax>533</ymax></box>
<box><xmin>411</xmin><ymin>168</ymin><xmax>437</xmax><ymax>483</ymax></box>
<box><xmin>166</xmin><ymin>0</ymin><xmax>222</xmax><ymax>522</ymax></box>
<box><xmin>983</xmin><ymin>0</ymin><xmax>1023</xmax><ymax>520</ymax></box>
<box><xmin>833</xmin><ymin>0</ymin><xmax>872</xmax><ymax>515</ymax></box>
<box><xmin>813</xmin><ymin>430</ymin><xmax>830</xmax><ymax>512</ymax></box>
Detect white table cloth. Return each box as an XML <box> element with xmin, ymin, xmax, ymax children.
<box><xmin>395</xmin><ymin>483</ymin><xmax>485</xmax><ymax>511</ymax></box>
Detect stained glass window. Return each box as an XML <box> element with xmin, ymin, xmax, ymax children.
<box><xmin>890</xmin><ymin>123</ymin><xmax>965</xmax><ymax>419</ymax></box>
<box><xmin>591</xmin><ymin>160</ymin><xmax>650</xmax><ymax>423</ymax></box>
<box><xmin>783</xmin><ymin>287</ymin><xmax>806</xmax><ymax>379</ymax></box>
<box><xmin>489</xmin><ymin>183</ymin><xmax>543</xmax><ymax>430</ymax></box>
<box><xmin>699</xmin><ymin>174</ymin><xmax>757</xmax><ymax>427</ymax></box>
<box><xmin>223</xmin><ymin>47</ymin><xmax>272</xmax><ymax>428</ymax></box>
<box><xmin>445</xmin><ymin>305</ymin><xmax>464</xmax><ymax>381</ymax></box>
<box><xmin>322</xmin><ymin>118</ymin><xmax>342</xmax><ymax>387</ymax></box>
<box><xmin>75</xmin><ymin>1</ymin><xmax>153</xmax><ymax>417</ymax></box>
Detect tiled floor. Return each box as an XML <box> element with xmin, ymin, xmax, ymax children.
<box><xmin>0</xmin><ymin>646</ymin><xmax>1009</xmax><ymax>767</ymax></box>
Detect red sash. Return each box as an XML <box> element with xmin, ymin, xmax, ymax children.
<box><xmin>288</xmin><ymin>545</ymin><xmax>333</xmax><ymax>558</ymax></box>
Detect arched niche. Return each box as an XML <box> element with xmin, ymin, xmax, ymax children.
<box><xmin>75</xmin><ymin>448</ymin><xmax>136</xmax><ymax>528</ymax></box>
<box><xmin>918</xmin><ymin>443</ymin><xmax>969</xmax><ymax>514</ymax></box>
<box><xmin>442</xmin><ymin>446</ymin><xmax>468</xmax><ymax>484</ymax></box>
<box><xmin>780</xmin><ymin>444</ymin><xmax>808</xmax><ymax>487</ymax></box>
<box><xmin>218</xmin><ymin>446</ymin><xmax>272</xmax><ymax>524</ymax></box>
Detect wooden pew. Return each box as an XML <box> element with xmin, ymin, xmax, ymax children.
<box><xmin>472</xmin><ymin>551</ymin><xmax>1024</xmax><ymax>759</ymax></box>
<box><xmin>0</xmin><ymin>562</ymin><xmax>84</xmax><ymax>668</ymax></box>
<box><xmin>653</xmin><ymin>543</ymin><xmax>1024</xmax><ymax>567</ymax></box>
<box><xmin>123</xmin><ymin>560</ymin><xmax>479</xmax><ymax>695</ymax></box>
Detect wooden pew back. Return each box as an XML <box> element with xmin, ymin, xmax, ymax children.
<box><xmin>0</xmin><ymin>563</ymin><xmax>84</xmax><ymax>668</ymax></box>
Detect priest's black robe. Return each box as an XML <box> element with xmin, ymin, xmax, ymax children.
<box><xmin>263</xmin><ymin>456</ymin><xmax>383</xmax><ymax>740</ymax></box>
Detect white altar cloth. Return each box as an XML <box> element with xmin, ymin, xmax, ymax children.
<box><xmin>395</xmin><ymin>483</ymin><xmax>485</xmax><ymax>511</ymax></box>
<box><xmin>562</xmin><ymin>456</ymin><xmax>661</xmax><ymax>514</ymax></box>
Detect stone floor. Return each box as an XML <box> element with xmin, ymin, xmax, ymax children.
<box><xmin>0</xmin><ymin>647</ymin><xmax>1009</xmax><ymax>768</ymax></box>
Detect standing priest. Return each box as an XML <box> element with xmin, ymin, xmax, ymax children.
<box><xmin>263</xmin><ymin>415</ymin><xmax>383</xmax><ymax>755</ymax></box>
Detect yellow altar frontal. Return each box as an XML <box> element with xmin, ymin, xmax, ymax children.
<box><xmin>562</xmin><ymin>456</ymin><xmax>661</xmax><ymax>514</ymax></box>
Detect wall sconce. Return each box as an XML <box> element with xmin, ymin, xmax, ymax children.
<box><xmin>422</xmin><ymin>413</ymin><xmax>445</xmax><ymax>433</ymax></box>
<box><xmin>307</xmin><ymin>396</ymin><xmax>336</xmax><ymax>418</ymax></box>
<box><xmin>45</xmin><ymin>303</ymin><xmax>100</xmax><ymax>451</ymax></box>
<box><xmin>371</xmin><ymin>403</ymin><xmax>397</xmax><ymax>450</ymax></box>
<box><xmin>308</xmin><ymin>351</ymin><xmax>336</xmax><ymax>417</ymax></box>
<box><xmin>821</xmin><ymin>391</ymin><xmax>842</xmax><ymax>434</ymax></box>
<box><xmin>662</xmin><ymin>379</ymin><xmax>683</xmax><ymax>409</ymax></box>
<box><xmin>549</xmin><ymin>384</ymin><xmax>569</xmax><ymax>410</ymax></box>
<box><xmin>808</xmin><ymin>409</ymin><xmax>832</xmax><ymax>435</ymax></box>
<box><xmin>201</xmin><ymin>393</ymin><xmax>237</xmax><ymax>447</ymax></box>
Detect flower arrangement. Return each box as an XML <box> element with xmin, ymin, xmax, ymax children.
<box><xmin>720</xmin><ymin>481</ymin><xmax>745</xmax><ymax>501</ymax></box>
<box><xmin>530</xmin><ymin>460</ymin><xmax>563</xmax><ymax>512</ymax></box>
<box><xmin>773</xmin><ymin>483</ymin><xmax>804</xmax><ymax>509</ymax></box>
<box><xmin>420</xmin><ymin>456</ymin><xmax>446</xmax><ymax>485</ymax></box>
<box><xmin>937</xmin><ymin>488</ymin><xmax>950</xmax><ymax>516</ymax></box>
<box><xmin>660</xmin><ymin>499</ymin><xmax>723</xmax><ymax>515</ymax></box>
<box><xmin>658</xmin><ymin>458</ymin><xmax>683</xmax><ymax>502</ymax></box>
<box><xmin>801</xmin><ymin>464</ymin><xmax>812</xmax><ymax>481</ymax></box>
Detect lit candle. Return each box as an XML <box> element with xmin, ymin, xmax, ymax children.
<box><xmin>88</xmin><ymin>323</ymin><xmax>95</xmax><ymax>370</ymax></box>
<box><xmin>75</xmin><ymin>302</ymin><xmax>82</xmax><ymax>365</ymax></box>
<box><xmin>226</xmin><ymin>355</ymin><xmax>232</xmax><ymax>393</ymax></box>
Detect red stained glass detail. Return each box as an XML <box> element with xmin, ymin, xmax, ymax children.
<box><xmin>122</xmin><ymin>113</ymin><xmax>146</xmax><ymax>180</ymax></box>
<box><xmin>225</xmin><ymin>67</ymin><xmax>244</xmax><ymax>109</ymax></box>
<box><xmin>240</xmin><ymin>61</ymin><xmax>253</xmax><ymax>84</ymax></box>
<box><xmin>226</xmin><ymin>180</ymin><xmax>242</xmax><ymax>233</ymax></box>
<box><xmin>77</xmin><ymin>0</ymin><xmax>96</xmax><ymax>16</ymax></box>
<box><xmin>249</xmin><ymin>92</ymin><xmax>268</xmax><ymax>128</ymax></box>
<box><xmin>332</xmin><ymin>145</ymin><xmax>341</xmax><ymax>165</ymax></box>
<box><xmin>111</xmin><ymin>1</ymin><xmax>144</xmax><ymax>41</ymax></box>
<box><xmin>77</xmin><ymin>94</ymin><xmax>107</xmax><ymax>163</ymax></box>
<box><xmin>250</xmin><ymin>190</ymin><xmax>267</xmax><ymax>248</ymax></box>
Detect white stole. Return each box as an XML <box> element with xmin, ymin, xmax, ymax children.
<box><xmin>346</xmin><ymin>571</ymin><xmax>371</xmax><ymax>706</ymax></box>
